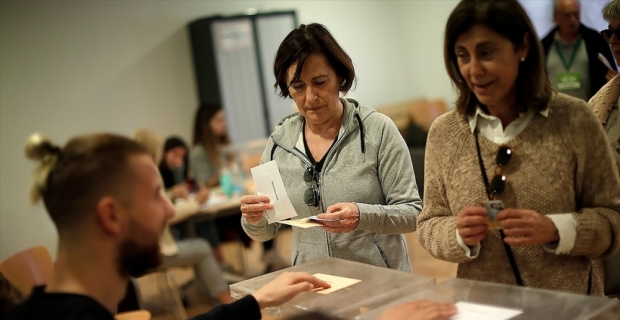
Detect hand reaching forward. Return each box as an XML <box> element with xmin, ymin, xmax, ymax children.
<box><xmin>252</xmin><ymin>272</ymin><xmax>331</xmax><ymax>309</ymax></box>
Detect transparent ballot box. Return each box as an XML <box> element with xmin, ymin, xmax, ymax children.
<box><xmin>229</xmin><ymin>257</ymin><xmax>435</xmax><ymax>318</ymax></box>
<box><xmin>356</xmin><ymin>278</ymin><xmax>620</xmax><ymax>320</ymax></box>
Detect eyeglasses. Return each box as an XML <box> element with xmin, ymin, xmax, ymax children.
<box><xmin>490</xmin><ymin>145</ymin><xmax>512</xmax><ymax>198</ymax></box>
<box><xmin>601</xmin><ymin>26</ymin><xmax>620</xmax><ymax>42</ymax></box>
<box><xmin>303</xmin><ymin>165</ymin><xmax>320</xmax><ymax>207</ymax></box>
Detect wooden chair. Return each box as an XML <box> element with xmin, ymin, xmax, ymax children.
<box><xmin>0</xmin><ymin>246</ymin><xmax>53</xmax><ymax>296</ymax></box>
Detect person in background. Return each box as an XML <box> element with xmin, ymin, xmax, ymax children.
<box><xmin>240</xmin><ymin>23</ymin><xmax>422</xmax><ymax>271</ymax></box>
<box><xmin>159</xmin><ymin>137</ymin><xmax>191</xmax><ymax>201</ymax></box>
<box><xmin>7</xmin><ymin>132</ymin><xmax>329</xmax><ymax>320</ymax></box>
<box><xmin>132</xmin><ymin>128</ymin><xmax>233</xmax><ymax>304</ymax></box>
<box><xmin>156</xmin><ymin>135</ymin><xmax>233</xmax><ymax>274</ymax></box>
<box><xmin>541</xmin><ymin>0</ymin><xmax>617</xmax><ymax>100</ymax></box>
<box><xmin>418</xmin><ymin>0</ymin><xmax>620</xmax><ymax>294</ymax></box>
<box><xmin>191</xmin><ymin>104</ymin><xmax>288</xmax><ymax>271</ymax></box>
<box><xmin>590</xmin><ymin>0</ymin><xmax>620</xmax><ymax>174</ymax></box>
<box><xmin>587</xmin><ymin>0</ymin><xmax>620</xmax><ymax>296</ymax></box>
<box><xmin>0</xmin><ymin>273</ymin><xmax>23</xmax><ymax>317</ymax></box>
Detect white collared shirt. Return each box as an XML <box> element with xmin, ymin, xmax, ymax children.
<box><xmin>456</xmin><ymin>106</ymin><xmax>577</xmax><ymax>258</ymax></box>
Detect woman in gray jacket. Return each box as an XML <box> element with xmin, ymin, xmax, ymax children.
<box><xmin>240</xmin><ymin>23</ymin><xmax>422</xmax><ymax>271</ymax></box>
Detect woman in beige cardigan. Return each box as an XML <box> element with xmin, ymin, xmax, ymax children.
<box><xmin>589</xmin><ymin>1</ymin><xmax>620</xmax><ymax>175</ymax></box>
<box><xmin>417</xmin><ymin>0</ymin><xmax>620</xmax><ymax>295</ymax></box>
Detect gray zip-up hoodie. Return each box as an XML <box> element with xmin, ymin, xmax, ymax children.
<box><xmin>241</xmin><ymin>98</ymin><xmax>422</xmax><ymax>271</ymax></box>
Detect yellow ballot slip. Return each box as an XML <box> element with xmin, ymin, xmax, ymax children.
<box><xmin>311</xmin><ymin>273</ymin><xmax>362</xmax><ymax>294</ymax></box>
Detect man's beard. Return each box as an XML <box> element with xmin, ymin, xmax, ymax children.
<box><xmin>117</xmin><ymin>221</ymin><xmax>162</xmax><ymax>278</ymax></box>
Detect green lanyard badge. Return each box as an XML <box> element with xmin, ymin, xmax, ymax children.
<box><xmin>555</xmin><ymin>37</ymin><xmax>582</xmax><ymax>90</ymax></box>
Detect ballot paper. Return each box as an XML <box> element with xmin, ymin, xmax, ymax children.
<box><xmin>308</xmin><ymin>215</ymin><xmax>339</xmax><ymax>222</ymax></box>
<box><xmin>311</xmin><ymin>273</ymin><xmax>362</xmax><ymax>294</ymax></box>
<box><xmin>278</xmin><ymin>218</ymin><xmax>323</xmax><ymax>229</ymax></box>
<box><xmin>450</xmin><ymin>302</ymin><xmax>522</xmax><ymax>320</ymax></box>
<box><xmin>250</xmin><ymin>160</ymin><xmax>297</xmax><ymax>223</ymax></box>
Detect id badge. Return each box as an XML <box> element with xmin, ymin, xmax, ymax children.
<box><xmin>483</xmin><ymin>200</ymin><xmax>505</xmax><ymax>230</ymax></box>
<box><xmin>557</xmin><ymin>72</ymin><xmax>581</xmax><ymax>90</ymax></box>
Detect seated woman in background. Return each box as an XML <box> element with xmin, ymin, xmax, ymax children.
<box><xmin>158</xmin><ymin>136</ymin><xmax>230</xmax><ymax>268</ymax></box>
<box><xmin>417</xmin><ymin>0</ymin><xmax>620</xmax><ymax>294</ymax></box>
<box><xmin>159</xmin><ymin>137</ymin><xmax>192</xmax><ymax>200</ymax></box>
<box><xmin>191</xmin><ymin>105</ymin><xmax>288</xmax><ymax>271</ymax></box>
<box><xmin>133</xmin><ymin>128</ymin><xmax>234</xmax><ymax>304</ymax></box>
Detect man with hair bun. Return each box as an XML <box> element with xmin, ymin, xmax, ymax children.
<box><xmin>7</xmin><ymin>132</ymin><xmax>330</xmax><ymax>320</ymax></box>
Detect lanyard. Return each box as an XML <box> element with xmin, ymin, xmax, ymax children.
<box><xmin>555</xmin><ymin>37</ymin><xmax>582</xmax><ymax>71</ymax></box>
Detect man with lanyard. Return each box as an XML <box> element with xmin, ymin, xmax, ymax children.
<box><xmin>541</xmin><ymin>0</ymin><xmax>617</xmax><ymax>101</ymax></box>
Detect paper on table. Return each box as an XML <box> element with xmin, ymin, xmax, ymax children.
<box><xmin>450</xmin><ymin>302</ymin><xmax>522</xmax><ymax>320</ymax></box>
<box><xmin>277</xmin><ymin>218</ymin><xmax>323</xmax><ymax>229</ymax></box>
<box><xmin>250</xmin><ymin>160</ymin><xmax>297</xmax><ymax>223</ymax></box>
<box><xmin>311</xmin><ymin>273</ymin><xmax>361</xmax><ymax>294</ymax></box>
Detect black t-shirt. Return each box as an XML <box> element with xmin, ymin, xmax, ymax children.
<box><xmin>6</xmin><ymin>286</ymin><xmax>114</xmax><ymax>320</ymax></box>
<box><xmin>7</xmin><ymin>286</ymin><xmax>262</xmax><ymax>320</ymax></box>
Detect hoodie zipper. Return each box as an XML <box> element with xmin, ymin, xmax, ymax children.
<box><xmin>271</xmin><ymin>100</ymin><xmax>365</xmax><ymax>259</ymax></box>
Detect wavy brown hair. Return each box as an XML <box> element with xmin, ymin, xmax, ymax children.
<box><xmin>444</xmin><ymin>0</ymin><xmax>553</xmax><ymax>115</ymax></box>
<box><xmin>192</xmin><ymin>104</ymin><xmax>230</xmax><ymax>169</ymax></box>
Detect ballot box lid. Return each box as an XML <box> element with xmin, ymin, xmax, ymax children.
<box><xmin>230</xmin><ymin>257</ymin><xmax>435</xmax><ymax>318</ymax></box>
<box><xmin>356</xmin><ymin>278</ymin><xmax>620</xmax><ymax>320</ymax></box>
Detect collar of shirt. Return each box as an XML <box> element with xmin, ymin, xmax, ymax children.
<box><xmin>554</xmin><ymin>31</ymin><xmax>581</xmax><ymax>45</ymax></box>
<box><xmin>468</xmin><ymin>106</ymin><xmax>549</xmax><ymax>144</ymax></box>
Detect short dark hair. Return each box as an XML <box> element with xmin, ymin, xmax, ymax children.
<box><xmin>273</xmin><ymin>23</ymin><xmax>355</xmax><ymax>98</ymax></box>
<box><xmin>444</xmin><ymin>0</ymin><xmax>553</xmax><ymax>115</ymax></box>
<box><xmin>26</xmin><ymin>133</ymin><xmax>147</xmax><ymax>232</ymax></box>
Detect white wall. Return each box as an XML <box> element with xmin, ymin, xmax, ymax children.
<box><xmin>0</xmin><ymin>1</ymin><xmax>457</xmax><ymax>260</ymax></box>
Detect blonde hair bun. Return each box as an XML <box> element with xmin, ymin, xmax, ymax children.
<box><xmin>25</xmin><ymin>133</ymin><xmax>60</xmax><ymax>161</ymax></box>
<box><xmin>25</xmin><ymin>133</ymin><xmax>60</xmax><ymax>203</ymax></box>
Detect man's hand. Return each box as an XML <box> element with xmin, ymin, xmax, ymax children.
<box><xmin>252</xmin><ymin>272</ymin><xmax>330</xmax><ymax>309</ymax></box>
<box><xmin>379</xmin><ymin>300</ymin><xmax>457</xmax><ymax>320</ymax></box>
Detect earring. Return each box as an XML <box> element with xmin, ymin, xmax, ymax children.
<box><xmin>520</xmin><ymin>57</ymin><xmax>526</xmax><ymax>62</ymax></box>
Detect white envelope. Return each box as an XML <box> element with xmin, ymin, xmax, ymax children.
<box><xmin>250</xmin><ymin>160</ymin><xmax>298</xmax><ymax>223</ymax></box>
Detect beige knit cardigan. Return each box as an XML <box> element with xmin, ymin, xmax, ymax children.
<box><xmin>417</xmin><ymin>93</ymin><xmax>620</xmax><ymax>294</ymax></box>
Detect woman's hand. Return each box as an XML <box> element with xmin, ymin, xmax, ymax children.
<box><xmin>240</xmin><ymin>195</ymin><xmax>272</xmax><ymax>225</ymax></box>
<box><xmin>456</xmin><ymin>206</ymin><xmax>489</xmax><ymax>246</ymax></box>
<box><xmin>497</xmin><ymin>209</ymin><xmax>559</xmax><ymax>245</ymax></box>
<box><xmin>606</xmin><ymin>69</ymin><xmax>619</xmax><ymax>82</ymax></box>
<box><xmin>170</xmin><ymin>184</ymin><xmax>189</xmax><ymax>199</ymax></box>
<box><xmin>316</xmin><ymin>202</ymin><xmax>360</xmax><ymax>233</ymax></box>
<box><xmin>195</xmin><ymin>183</ymin><xmax>210</xmax><ymax>205</ymax></box>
